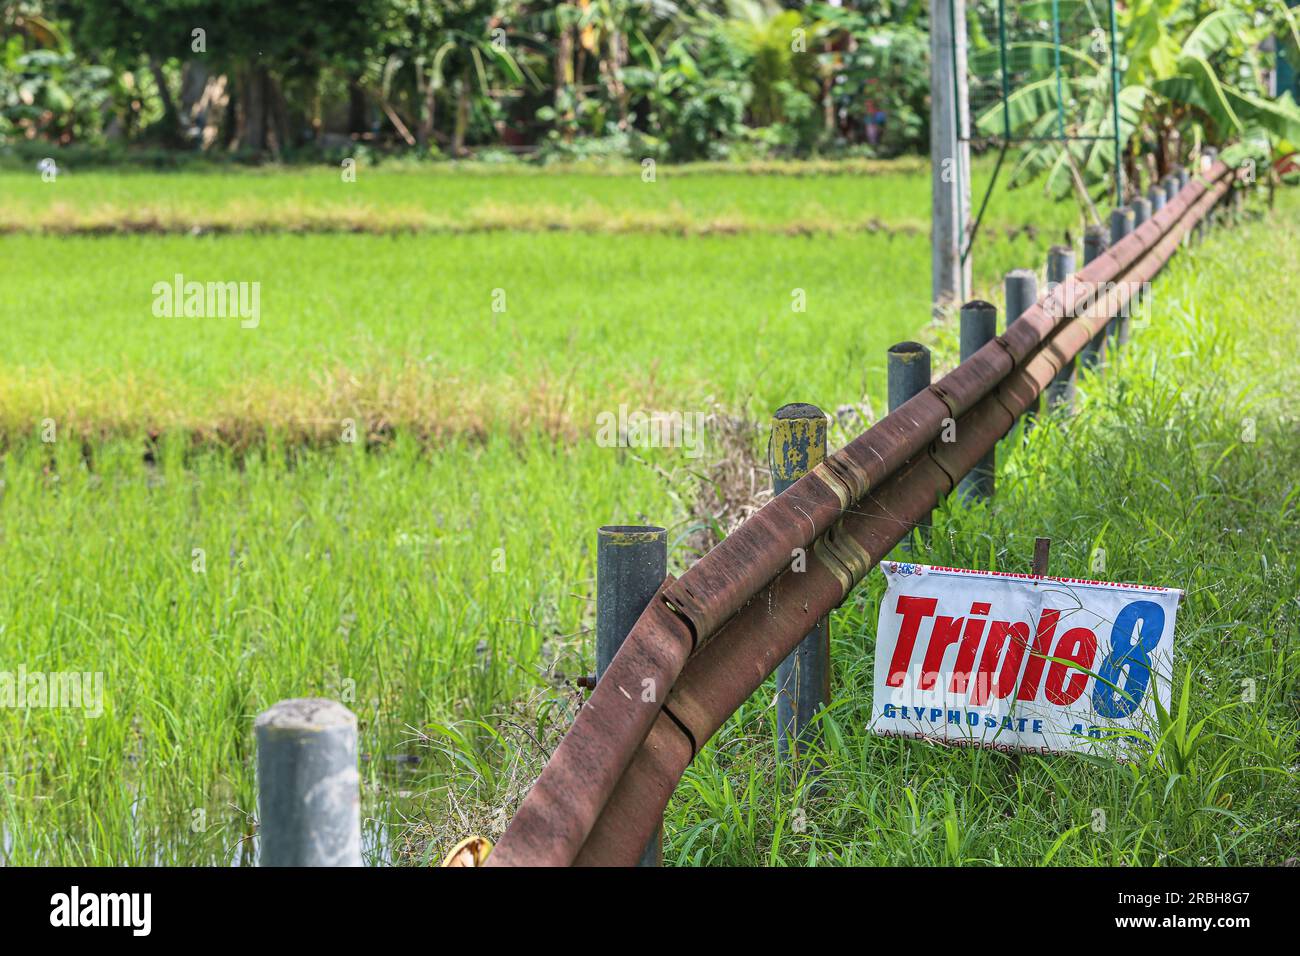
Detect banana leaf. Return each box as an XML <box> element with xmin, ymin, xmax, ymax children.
<box><xmin>1154</xmin><ymin>57</ymin><xmax>1244</xmax><ymax>137</ymax></box>
<box><xmin>975</xmin><ymin>76</ymin><xmax>1064</xmax><ymax>136</ymax></box>
<box><xmin>1179</xmin><ymin>7</ymin><xmax>1255</xmax><ymax>62</ymax></box>
<box><xmin>970</xmin><ymin>41</ymin><xmax>1102</xmax><ymax>78</ymax></box>
<box><xmin>1223</xmin><ymin>88</ymin><xmax>1300</xmax><ymax>144</ymax></box>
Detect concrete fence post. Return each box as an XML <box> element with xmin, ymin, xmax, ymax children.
<box><xmin>1079</xmin><ymin>226</ymin><xmax>1108</xmax><ymax>371</ymax></box>
<box><xmin>771</xmin><ymin>405</ymin><xmax>831</xmax><ymax>780</ymax></box>
<box><xmin>1109</xmin><ymin>207</ymin><xmax>1134</xmax><ymax>350</ymax></box>
<box><xmin>256</xmin><ymin>698</ymin><xmax>363</xmax><ymax>867</ymax></box>
<box><xmin>1163</xmin><ymin>176</ymin><xmax>1179</xmax><ymax>204</ymax></box>
<box><xmin>1175</xmin><ymin>167</ymin><xmax>1190</xmax><ymax>244</ymax></box>
<box><xmin>1130</xmin><ymin>198</ymin><xmax>1152</xmax><ymax>337</ymax></box>
<box><xmin>1046</xmin><ymin>244</ymin><xmax>1077</xmax><ymax>410</ymax></box>
<box><xmin>887</xmin><ymin>343</ymin><xmax>932</xmax><ymax>547</ymax></box>
<box><xmin>1201</xmin><ymin>149</ymin><xmax>1219</xmax><ymax>233</ymax></box>
<box><xmin>596</xmin><ymin>524</ymin><xmax>668</xmax><ymax>866</ymax></box>
<box><xmin>930</xmin><ymin>0</ymin><xmax>972</xmax><ymax>306</ymax></box>
<box><xmin>1109</xmin><ymin>207</ymin><xmax>1133</xmax><ymax>244</ymax></box>
<box><xmin>1148</xmin><ymin>184</ymin><xmax>1166</xmax><ymax>213</ymax></box>
<box><xmin>1004</xmin><ymin>269</ymin><xmax>1038</xmax><ymax>326</ymax></box>
<box><xmin>1005</xmin><ymin>269</ymin><xmax>1039</xmax><ymax>427</ymax></box>
<box><xmin>1132</xmin><ymin>196</ymin><xmax>1152</xmax><ymax>228</ymax></box>
<box><xmin>956</xmin><ymin>300</ymin><xmax>997</xmax><ymax>503</ymax></box>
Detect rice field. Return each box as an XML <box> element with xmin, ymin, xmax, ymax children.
<box><xmin>2</xmin><ymin>230</ymin><xmax>936</xmax><ymax>443</ymax></box>
<box><xmin>0</xmin><ymin>157</ymin><xmax>1080</xmax><ymax>238</ymax></box>
<box><xmin>1</xmin><ymin>158</ymin><xmax>1295</xmax><ymax>866</ymax></box>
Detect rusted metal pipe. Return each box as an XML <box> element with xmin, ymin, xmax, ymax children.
<box><xmin>660</xmin><ymin>164</ymin><xmax>1226</xmax><ymax>651</ymax></box>
<box><xmin>572</xmin><ymin>167</ymin><xmax>1235</xmax><ymax>867</ymax></box>
<box><xmin>489</xmin><ymin>163</ymin><xmax>1233</xmax><ymax>868</ymax></box>
<box><xmin>485</xmin><ymin>580</ymin><xmax>691</xmax><ymax>868</ymax></box>
<box><xmin>571</xmin><ymin>711</ymin><xmax>695</xmax><ymax>867</ymax></box>
<box><xmin>572</xmin><ymin>171</ymin><xmax>1237</xmax><ymax>866</ymax></box>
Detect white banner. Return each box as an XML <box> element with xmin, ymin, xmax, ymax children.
<box><xmin>871</xmin><ymin>562</ymin><xmax>1182</xmax><ymax>756</ymax></box>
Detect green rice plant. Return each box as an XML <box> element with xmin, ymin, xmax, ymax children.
<box><xmin>0</xmin><ymin>230</ymin><xmax>939</xmax><ymax>444</ymax></box>
<box><xmin>0</xmin><ymin>432</ymin><xmax>685</xmax><ymax>864</ymax></box>
<box><xmin>0</xmin><ymin>156</ymin><xmax>1079</xmax><ymax>239</ymax></box>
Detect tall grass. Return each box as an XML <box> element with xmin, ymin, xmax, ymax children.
<box><xmin>0</xmin><ymin>433</ymin><xmax>680</xmax><ymax>864</ymax></box>
<box><xmin>411</xmin><ymin>191</ymin><xmax>1300</xmax><ymax>866</ymax></box>
<box><xmin>659</xmin><ymin>193</ymin><xmax>1300</xmax><ymax>866</ymax></box>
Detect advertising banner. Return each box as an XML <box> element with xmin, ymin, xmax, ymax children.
<box><xmin>872</xmin><ymin>562</ymin><xmax>1182</xmax><ymax>755</ymax></box>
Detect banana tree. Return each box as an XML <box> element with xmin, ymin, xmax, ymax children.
<box><xmin>430</xmin><ymin>1</ymin><xmax>541</xmax><ymax>155</ymax></box>
<box><xmin>973</xmin><ymin>0</ymin><xmax>1300</xmax><ymax>200</ymax></box>
<box><xmin>540</xmin><ymin>0</ymin><xmax>643</xmax><ymax>138</ymax></box>
<box><xmin>720</xmin><ymin>0</ymin><xmax>820</xmax><ymax>127</ymax></box>
<box><xmin>0</xmin><ymin>9</ymin><xmax>113</xmax><ymax>142</ymax></box>
<box><xmin>379</xmin><ymin>0</ymin><xmax>540</xmax><ymax>155</ymax></box>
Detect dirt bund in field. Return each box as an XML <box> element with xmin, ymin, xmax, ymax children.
<box><xmin>3</xmin><ymin>209</ymin><xmax>922</xmax><ymax>239</ymax></box>
<box><xmin>1</xmin><ymin>207</ymin><xmax>1043</xmax><ymax>244</ymax></box>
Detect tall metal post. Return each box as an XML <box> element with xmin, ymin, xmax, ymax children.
<box><xmin>1079</xmin><ymin>226</ymin><xmax>1108</xmax><ymax>371</ymax></box>
<box><xmin>1108</xmin><ymin>207</ymin><xmax>1133</xmax><ymax>350</ymax></box>
<box><xmin>1004</xmin><ymin>269</ymin><xmax>1038</xmax><ymax>327</ymax></box>
<box><xmin>1107</xmin><ymin>0</ymin><xmax>1124</xmax><ymax>204</ymax></box>
<box><xmin>1051</xmin><ymin>0</ymin><xmax>1065</xmax><ymax>140</ymax></box>
<box><xmin>1129</xmin><ymin>198</ymin><xmax>1151</xmax><ymax>335</ymax></box>
<box><xmin>1005</xmin><ymin>269</ymin><xmax>1039</xmax><ymax>426</ymax></box>
<box><xmin>772</xmin><ymin>405</ymin><xmax>831</xmax><ymax>779</ymax></box>
<box><xmin>256</xmin><ymin>698</ymin><xmax>363</xmax><ymax>867</ymax></box>
<box><xmin>1132</xmin><ymin>196</ymin><xmax>1151</xmax><ymax>227</ymax></box>
<box><xmin>956</xmin><ymin>300</ymin><xmax>997</xmax><ymax>503</ymax></box>
<box><xmin>1148</xmin><ymin>184</ymin><xmax>1165</xmax><ymax>213</ymax></box>
<box><xmin>887</xmin><ymin>343</ymin><xmax>932</xmax><ymax>547</ymax></box>
<box><xmin>1046</xmin><ymin>244</ymin><xmax>1076</xmax><ymax>409</ymax></box>
<box><xmin>930</xmin><ymin>0</ymin><xmax>971</xmax><ymax>307</ymax></box>
<box><xmin>596</xmin><ymin>525</ymin><xmax>668</xmax><ymax>866</ymax></box>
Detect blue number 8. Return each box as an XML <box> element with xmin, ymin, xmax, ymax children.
<box><xmin>1092</xmin><ymin>600</ymin><xmax>1164</xmax><ymax>719</ymax></box>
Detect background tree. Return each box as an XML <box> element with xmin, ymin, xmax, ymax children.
<box><xmin>973</xmin><ymin>0</ymin><xmax>1300</xmax><ymax>201</ymax></box>
<box><xmin>56</xmin><ymin>0</ymin><xmax>391</xmax><ymax>154</ymax></box>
